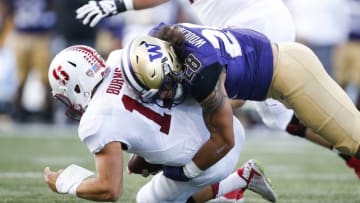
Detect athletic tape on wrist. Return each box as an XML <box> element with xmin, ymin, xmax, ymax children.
<box><xmin>183</xmin><ymin>161</ymin><xmax>203</xmax><ymax>178</ymax></box>
<box><xmin>123</xmin><ymin>0</ymin><xmax>134</xmax><ymax>10</ymax></box>
<box><xmin>56</xmin><ymin>164</ymin><xmax>94</xmax><ymax>196</ymax></box>
<box><xmin>68</xmin><ymin>181</ymin><xmax>83</xmax><ymax>196</ymax></box>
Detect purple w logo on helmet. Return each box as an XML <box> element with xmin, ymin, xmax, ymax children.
<box><xmin>145</xmin><ymin>43</ymin><xmax>163</xmax><ymax>62</ymax></box>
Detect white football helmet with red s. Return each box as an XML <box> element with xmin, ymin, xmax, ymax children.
<box><xmin>48</xmin><ymin>45</ymin><xmax>110</xmax><ymax>120</ymax></box>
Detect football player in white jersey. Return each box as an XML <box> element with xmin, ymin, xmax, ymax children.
<box><xmin>43</xmin><ymin>45</ymin><xmax>277</xmax><ymax>202</ymax></box>
<box><xmin>75</xmin><ymin>0</ymin><xmax>360</xmax><ymax>184</ymax></box>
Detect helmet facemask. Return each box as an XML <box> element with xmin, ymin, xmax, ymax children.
<box><xmin>54</xmin><ymin>93</ymin><xmax>85</xmax><ymax>121</ymax></box>
<box><xmin>122</xmin><ymin>35</ymin><xmax>184</xmax><ymax>108</ymax></box>
<box><xmin>146</xmin><ymin>58</ymin><xmax>184</xmax><ymax>108</ymax></box>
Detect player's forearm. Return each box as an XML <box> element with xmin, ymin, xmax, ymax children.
<box><xmin>75</xmin><ymin>142</ymin><xmax>124</xmax><ymax>201</ymax></box>
<box><xmin>195</xmin><ymin>100</ymin><xmax>235</xmax><ymax>170</ymax></box>
<box><xmin>133</xmin><ymin>0</ymin><xmax>169</xmax><ymax>10</ymax></box>
<box><xmin>192</xmin><ymin>132</ymin><xmax>234</xmax><ymax>170</ymax></box>
<box><xmin>76</xmin><ymin>178</ymin><xmax>122</xmax><ymax>202</ymax></box>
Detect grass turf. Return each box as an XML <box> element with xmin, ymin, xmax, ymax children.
<box><xmin>0</xmin><ymin>125</ymin><xmax>359</xmax><ymax>202</ymax></box>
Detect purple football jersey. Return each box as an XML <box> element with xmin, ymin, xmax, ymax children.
<box><xmin>150</xmin><ymin>23</ymin><xmax>274</xmax><ymax>102</ymax></box>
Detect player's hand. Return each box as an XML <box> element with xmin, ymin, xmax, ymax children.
<box><xmin>162</xmin><ymin>166</ymin><xmax>191</xmax><ymax>182</ymax></box>
<box><xmin>76</xmin><ymin>0</ymin><xmax>126</xmax><ymax>27</ymax></box>
<box><xmin>44</xmin><ymin>166</ymin><xmax>63</xmax><ymax>193</ymax></box>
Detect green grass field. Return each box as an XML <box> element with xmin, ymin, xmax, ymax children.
<box><xmin>0</xmin><ymin>124</ymin><xmax>359</xmax><ymax>203</ymax></box>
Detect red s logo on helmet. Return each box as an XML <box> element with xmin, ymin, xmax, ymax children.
<box><xmin>53</xmin><ymin>65</ymin><xmax>70</xmax><ymax>85</ymax></box>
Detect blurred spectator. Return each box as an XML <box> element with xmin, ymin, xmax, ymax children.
<box><xmin>95</xmin><ymin>15</ymin><xmax>125</xmax><ymax>58</ymax></box>
<box><xmin>54</xmin><ymin>0</ymin><xmax>96</xmax><ymax>48</ymax></box>
<box><xmin>0</xmin><ymin>0</ymin><xmax>17</xmax><ymax>122</ymax></box>
<box><xmin>95</xmin><ymin>1</ymin><xmax>196</xmax><ymax>62</ymax></box>
<box><xmin>121</xmin><ymin>0</ymin><xmax>195</xmax><ymax>47</ymax></box>
<box><xmin>9</xmin><ymin>0</ymin><xmax>56</xmax><ymax>123</ymax></box>
<box><xmin>285</xmin><ymin>0</ymin><xmax>350</xmax><ymax>77</ymax></box>
<box><xmin>52</xmin><ymin>0</ymin><xmax>97</xmax><ymax>126</ymax></box>
<box><xmin>333</xmin><ymin>0</ymin><xmax>360</xmax><ymax>109</ymax></box>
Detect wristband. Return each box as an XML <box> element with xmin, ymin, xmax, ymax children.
<box><xmin>183</xmin><ymin>161</ymin><xmax>203</xmax><ymax>178</ymax></box>
<box><xmin>68</xmin><ymin>181</ymin><xmax>82</xmax><ymax>196</ymax></box>
<box><xmin>56</xmin><ymin>164</ymin><xmax>94</xmax><ymax>196</ymax></box>
<box><xmin>114</xmin><ymin>0</ymin><xmax>127</xmax><ymax>13</ymax></box>
<box><xmin>123</xmin><ymin>0</ymin><xmax>134</xmax><ymax>10</ymax></box>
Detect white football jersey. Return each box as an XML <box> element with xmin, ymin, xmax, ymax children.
<box><xmin>191</xmin><ymin>0</ymin><xmax>295</xmax><ymax>42</ymax></box>
<box><xmin>78</xmin><ymin>50</ymin><xmax>244</xmax><ymax>166</ymax></box>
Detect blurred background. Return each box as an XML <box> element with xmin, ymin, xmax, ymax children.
<box><xmin>0</xmin><ymin>0</ymin><xmax>359</xmax><ymax>129</ymax></box>
<box><xmin>0</xmin><ymin>0</ymin><xmax>360</xmax><ymax>202</ymax></box>
<box><xmin>0</xmin><ymin>0</ymin><xmax>199</xmax><ymax>127</ymax></box>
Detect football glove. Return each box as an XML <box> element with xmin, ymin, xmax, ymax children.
<box><xmin>76</xmin><ymin>0</ymin><xmax>127</xmax><ymax>27</ymax></box>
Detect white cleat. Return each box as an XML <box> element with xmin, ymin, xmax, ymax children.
<box><xmin>239</xmin><ymin>159</ymin><xmax>277</xmax><ymax>202</ymax></box>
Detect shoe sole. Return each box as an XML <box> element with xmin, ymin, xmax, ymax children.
<box><xmin>249</xmin><ymin>159</ymin><xmax>277</xmax><ymax>202</ymax></box>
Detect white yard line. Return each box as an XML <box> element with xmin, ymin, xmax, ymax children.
<box><xmin>0</xmin><ymin>172</ymin><xmax>41</xmax><ymax>178</ymax></box>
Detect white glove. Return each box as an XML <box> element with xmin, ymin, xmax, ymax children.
<box><xmin>76</xmin><ymin>0</ymin><xmax>128</xmax><ymax>27</ymax></box>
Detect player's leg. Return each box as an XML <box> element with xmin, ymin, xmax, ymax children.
<box><xmin>332</xmin><ymin>41</ymin><xmax>360</xmax><ymax>177</ymax></box>
<box><xmin>269</xmin><ymin>42</ymin><xmax>360</xmax><ymax>157</ymax></box>
<box><xmin>193</xmin><ymin>159</ymin><xmax>276</xmax><ymax>203</ymax></box>
<box><xmin>253</xmin><ymin>83</ymin><xmax>360</xmax><ymax>178</ymax></box>
<box><xmin>136</xmin><ymin>117</ymin><xmax>245</xmax><ymax>202</ymax></box>
<box><xmin>136</xmin><ymin>146</ymin><xmax>241</xmax><ymax>203</ymax></box>
<box><xmin>11</xmin><ymin>33</ymin><xmax>31</xmax><ymax>122</ymax></box>
<box><xmin>286</xmin><ymin>114</ymin><xmax>333</xmax><ymax>149</ymax></box>
<box><xmin>136</xmin><ymin>172</ymin><xmax>201</xmax><ymax>203</ymax></box>
<box><xmin>33</xmin><ymin>34</ymin><xmax>54</xmax><ymax>122</ymax></box>
<box><xmin>286</xmin><ymin>113</ymin><xmax>360</xmax><ymax>178</ymax></box>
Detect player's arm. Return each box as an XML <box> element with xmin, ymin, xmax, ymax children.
<box><xmin>133</xmin><ymin>0</ymin><xmax>169</xmax><ymax>9</ymax></box>
<box><xmin>195</xmin><ymin>70</ymin><xmax>235</xmax><ymax>170</ymax></box>
<box><xmin>230</xmin><ymin>99</ymin><xmax>246</xmax><ymax>109</ymax></box>
<box><xmin>44</xmin><ymin>141</ymin><xmax>124</xmax><ymax>202</ymax></box>
<box><xmin>163</xmin><ymin>66</ymin><xmax>235</xmax><ymax>181</ymax></box>
<box><xmin>76</xmin><ymin>141</ymin><xmax>124</xmax><ymax>201</ymax></box>
<box><xmin>76</xmin><ymin>0</ymin><xmax>169</xmax><ymax>27</ymax></box>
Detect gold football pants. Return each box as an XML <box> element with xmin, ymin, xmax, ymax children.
<box><xmin>268</xmin><ymin>42</ymin><xmax>360</xmax><ymax>156</ymax></box>
<box><xmin>12</xmin><ymin>32</ymin><xmax>52</xmax><ymax>85</ymax></box>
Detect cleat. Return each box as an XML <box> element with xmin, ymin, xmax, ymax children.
<box><xmin>346</xmin><ymin>157</ymin><xmax>360</xmax><ymax>179</ymax></box>
<box><xmin>239</xmin><ymin>159</ymin><xmax>277</xmax><ymax>202</ymax></box>
<box><xmin>222</xmin><ymin>189</ymin><xmax>245</xmax><ymax>203</ymax></box>
<box><xmin>208</xmin><ymin>189</ymin><xmax>245</xmax><ymax>203</ymax></box>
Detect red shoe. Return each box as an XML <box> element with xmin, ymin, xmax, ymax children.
<box><xmin>346</xmin><ymin>157</ymin><xmax>360</xmax><ymax>179</ymax></box>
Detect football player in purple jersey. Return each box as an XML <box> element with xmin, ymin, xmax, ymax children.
<box><xmin>75</xmin><ymin>0</ymin><xmax>360</xmax><ymax>183</ymax></box>
<box><xmin>121</xmin><ymin>23</ymin><xmax>360</xmax><ymax>183</ymax></box>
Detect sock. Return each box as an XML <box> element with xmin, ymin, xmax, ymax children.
<box><xmin>214</xmin><ymin>169</ymin><xmax>247</xmax><ymax>198</ymax></box>
<box><xmin>211</xmin><ymin>183</ymin><xmax>219</xmax><ymax>199</ymax></box>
